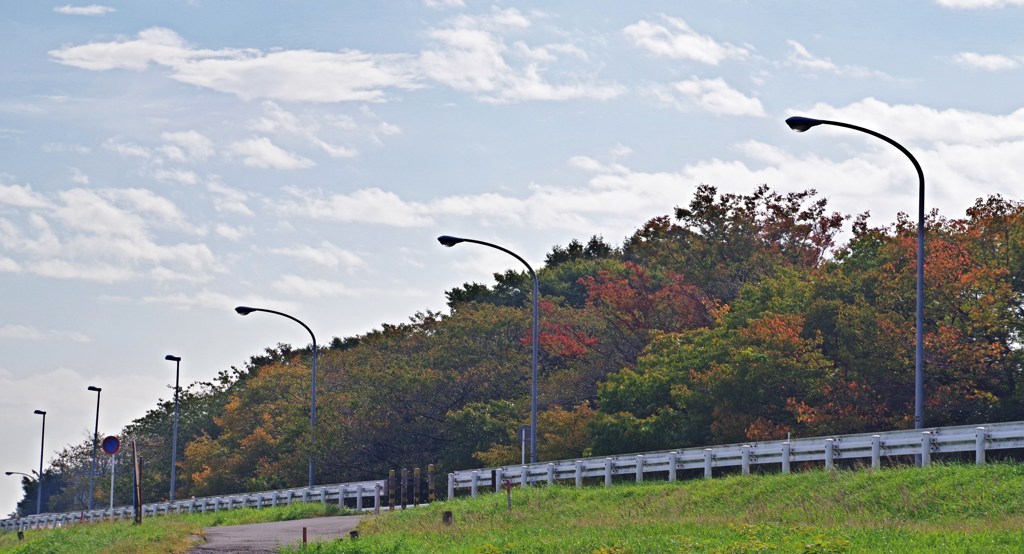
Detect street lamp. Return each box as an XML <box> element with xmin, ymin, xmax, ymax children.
<box><xmin>235</xmin><ymin>306</ymin><xmax>319</xmax><ymax>487</ymax></box>
<box><xmin>164</xmin><ymin>355</ymin><xmax>181</xmax><ymax>502</ymax></box>
<box><xmin>437</xmin><ymin>235</ymin><xmax>541</xmax><ymax>464</ymax></box>
<box><xmin>87</xmin><ymin>386</ymin><xmax>102</xmax><ymax>511</ymax></box>
<box><xmin>786</xmin><ymin>115</ymin><xmax>926</xmax><ymax>433</ymax></box>
<box><xmin>33</xmin><ymin>410</ymin><xmax>46</xmax><ymax>515</ymax></box>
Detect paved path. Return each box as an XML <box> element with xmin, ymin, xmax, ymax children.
<box><xmin>189</xmin><ymin>515</ymin><xmax>363</xmax><ymax>553</ymax></box>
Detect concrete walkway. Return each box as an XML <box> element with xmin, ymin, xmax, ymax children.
<box><xmin>188</xmin><ymin>515</ymin><xmax>363</xmax><ymax>553</ymax></box>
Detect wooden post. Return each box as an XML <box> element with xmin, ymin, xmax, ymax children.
<box><xmin>428</xmin><ymin>464</ymin><xmax>436</xmax><ymax>502</ymax></box>
<box><xmin>401</xmin><ymin>468</ymin><xmax>409</xmax><ymax>509</ymax></box>
<box><xmin>413</xmin><ymin>468</ymin><xmax>421</xmax><ymax>507</ymax></box>
<box><xmin>388</xmin><ymin>470</ymin><xmax>396</xmax><ymax>510</ymax></box>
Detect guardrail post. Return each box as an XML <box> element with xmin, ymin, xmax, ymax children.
<box><xmin>574</xmin><ymin>460</ymin><xmax>583</xmax><ymax>488</ymax></box>
<box><xmin>871</xmin><ymin>435</ymin><xmax>881</xmax><ymax>470</ymax></box>
<box><xmin>494</xmin><ymin>468</ymin><xmax>503</xmax><ymax>492</ymax></box>
<box><xmin>975</xmin><ymin>427</ymin><xmax>987</xmax><ymax>465</ymax></box>
<box><xmin>522</xmin><ymin>465</ymin><xmax>530</xmax><ymax>488</ymax></box>
<box><xmin>741</xmin><ymin>445</ymin><xmax>751</xmax><ymax>476</ymax></box>
<box><xmin>781</xmin><ymin>442</ymin><xmax>791</xmax><ymax>474</ymax></box>
<box><xmin>604</xmin><ymin>458</ymin><xmax>613</xmax><ymax>487</ymax></box>
<box><xmin>375</xmin><ymin>482</ymin><xmax>382</xmax><ymax>514</ymax></box>
<box><xmin>356</xmin><ymin>486</ymin><xmax>363</xmax><ymax>511</ymax></box>
<box><xmin>635</xmin><ymin>455</ymin><xmax>644</xmax><ymax>482</ymax></box>
<box><xmin>703</xmin><ymin>449</ymin><xmax>713</xmax><ymax>479</ymax></box>
<box><xmin>470</xmin><ymin>471</ymin><xmax>479</xmax><ymax>498</ymax></box>
<box><xmin>447</xmin><ymin>473</ymin><xmax>455</xmax><ymax>500</ymax></box>
<box><xmin>921</xmin><ymin>432</ymin><xmax>932</xmax><ymax>467</ymax></box>
<box><xmin>668</xmin><ymin>452</ymin><xmax>678</xmax><ymax>482</ymax></box>
<box><xmin>825</xmin><ymin>439</ymin><xmax>834</xmax><ymax>471</ymax></box>
<box><xmin>547</xmin><ymin>463</ymin><xmax>555</xmax><ymax>485</ymax></box>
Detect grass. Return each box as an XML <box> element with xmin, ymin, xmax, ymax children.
<box><xmin>0</xmin><ymin>502</ymin><xmax>348</xmax><ymax>553</ymax></box>
<box><xmin>3</xmin><ymin>463</ymin><xmax>1023</xmax><ymax>553</ymax></box>
<box><xmin>284</xmin><ymin>463</ymin><xmax>1024</xmax><ymax>553</ymax></box>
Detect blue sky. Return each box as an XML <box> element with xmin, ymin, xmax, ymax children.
<box><xmin>4</xmin><ymin>0</ymin><xmax>1024</xmax><ymax>514</ymax></box>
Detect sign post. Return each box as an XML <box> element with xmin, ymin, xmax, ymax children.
<box><xmin>102</xmin><ymin>436</ymin><xmax>121</xmax><ymax>511</ymax></box>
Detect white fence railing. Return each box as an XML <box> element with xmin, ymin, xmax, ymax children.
<box><xmin>1</xmin><ymin>479</ymin><xmax>384</xmax><ymax>533</ymax></box>
<box><xmin>447</xmin><ymin>421</ymin><xmax>1024</xmax><ymax>497</ymax></box>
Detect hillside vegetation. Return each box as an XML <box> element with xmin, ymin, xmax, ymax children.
<box><xmin>13</xmin><ymin>185</ymin><xmax>1024</xmax><ymax>516</ymax></box>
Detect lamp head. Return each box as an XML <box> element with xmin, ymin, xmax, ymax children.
<box><xmin>437</xmin><ymin>235</ymin><xmax>464</xmax><ymax>247</ymax></box>
<box><xmin>235</xmin><ymin>306</ymin><xmax>256</xmax><ymax>316</ymax></box>
<box><xmin>87</xmin><ymin>386</ymin><xmax>101</xmax><ymax>392</ymax></box>
<box><xmin>786</xmin><ymin>116</ymin><xmax>823</xmax><ymax>132</ymax></box>
<box><xmin>33</xmin><ymin>410</ymin><xmax>45</xmax><ymax>416</ymax></box>
<box><xmin>164</xmin><ymin>355</ymin><xmax>181</xmax><ymax>362</ymax></box>
<box><xmin>4</xmin><ymin>472</ymin><xmax>13</xmax><ymax>476</ymax></box>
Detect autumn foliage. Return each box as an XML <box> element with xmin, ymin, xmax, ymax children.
<box><xmin>22</xmin><ymin>186</ymin><xmax>1024</xmax><ymax>511</ymax></box>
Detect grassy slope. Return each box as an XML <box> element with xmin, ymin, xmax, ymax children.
<box><xmin>0</xmin><ymin>503</ymin><xmax>344</xmax><ymax>553</ymax></box>
<box><xmin>2</xmin><ymin>463</ymin><xmax>1022</xmax><ymax>553</ymax></box>
<box><xmin>292</xmin><ymin>463</ymin><xmax>1024</xmax><ymax>553</ymax></box>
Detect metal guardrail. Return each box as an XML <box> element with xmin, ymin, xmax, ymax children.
<box><xmin>446</xmin><ymin>421</ymin><xmax>1023</xmax><ymax>497</ymax></box>
<box><xmin>2</xmin><ymin>479</ymin><xmax>384</xmax><ymax>533</ymax></box>
<box><xmin>6</xmin><ymin>420</ymin><xmax>1023</xmax><ymax>532</ymax></box>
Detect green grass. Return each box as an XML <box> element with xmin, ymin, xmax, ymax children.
<box><xmin>285</xmin><ymin>463</ymin><xmax>1024</xmax><ymax>553</ymax></box>
<box><xmin>0</xmin><ymin>502</ymin><xmax>347</xmax><ymax>553</ymax></box>
<box><xmin>4</xmin><ymin>464</ymin><xmax>1024</xmax><ymax>553</ymax></box>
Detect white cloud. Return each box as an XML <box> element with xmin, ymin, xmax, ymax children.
<box><xmin>249</xmin><ymin>102</ymin><xmax>358</xmax><ymax>159</ymax></box>
<box><xmin>424</xmin><ymin>0</ymin><xmax>465</xmax><ymax>8</ymax></box>
<box><xmin>206</xmin><ymin>179</ymin><xmax>254</xmax><ymax>216</ymax></box>
<box><xmin>160</xmin><ymin>130</ymin><xmax>215</xmax><ymax>161</ymax></box>
<box><xmin>50</xmin><ymin>27</ymin><xmax>421</xmax><ymax>103</ymax></box>
<box><xmin>420</xmin><ymin>8</ymin><xmax>624</xmax><ymax>103</ymax></box>
<box><xmin>215</xmin><ymin>224</ymin><xmax>251</xmax><ymax>241</ymax></box>
<box><xmin>647</xmin><ymin>78</ymin><xmax>766</xmax><ymax>117</ymax></box>
<box><xmin>0</xmin><ymin>324</ymin><xmax>90</xmax><ymax>342</ymax></box>
<box><xmin>228</xmin><ymin>137</ymin><xmax>315</xmax><ymax>169</ymax></box>
<box><xmin>785</xmin><ymin>40</ymin><xmax>893</xmax><ymax>79</ymax></box>
<box><xmin>1</xmin><ymin>187</ymin><xmax>220</xmax><ymax>283</ymax></box>
<box><xmin>271</xmin><ymin>275</ymin><xmax>358</xmax><ymax>298</ymax></box>
<box><xmin>268</xmin><ymin>241</ymin><xmax>366</xmax><ymax>269</ymax></box>
<box><xmin>53</xmin><ymin>4</ymin><xmax>115</xmax><ymax>16</ymax></box>
<box><xmin>624</xmin><ymin>15</ymin><xmax>750</xmax><ymax>65</ymax></box>
<box><xmin>276</xmin><ymin>187</ymin><xmax>435</xmax><ymax>227</ymax></box>
<box><xmin>952</xmin><ymin>52</ymin><xmax>1020</xmax><ymax>70</ymax></box>
<box><xmin>937</xmin><ymin>0</ymin><xmax>1024</xmax><ymax>7</ymax></box>
<box><xmin>0</xmin><ymin>256</ymin><xmax>20</xmax><ymax>272</ymax></box>
<box><xmin>0</xmin><ymin>184</ymin><xmax>50</xmax><ymax>208</ymax></box>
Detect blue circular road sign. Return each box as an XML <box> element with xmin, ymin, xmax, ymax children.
<box><xmin>102</xmin><ymin>435</ymin><xmax>120</xmax><ymax>455</ymax></box>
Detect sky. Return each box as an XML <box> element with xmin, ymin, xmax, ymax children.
<box><xmin>4</xmin><ymin>0</ymin><xmax>1024</xmax><ymax>515</ymax></box>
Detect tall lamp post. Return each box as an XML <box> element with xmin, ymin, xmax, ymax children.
<box><xmin>164</xmin><ymin>355</ymin><xmax>181</xmax><ymax>502</ymax></box>
<box><xmin>87</xmin><ymin>386</ymin><xmax>102</xmax><ymax>511</ymax></box>
<box><xmin>437</xmin><ymin>235</ymin><xmax>540</xmax><ymax>464</ymax></box>
<box><xmin>786</xmin><ymin>115</ymin><xmax>926</xmax><ymax>433</ymax></box>
<box><xmin>235</xmin><ymin>306</ymin><xmax>318</xmax><ymax>487</ymax></box>
<box><xmin>33</xmin><ymin>410</ymin><xmax>46</xmax><ymax>515</ymax></box>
